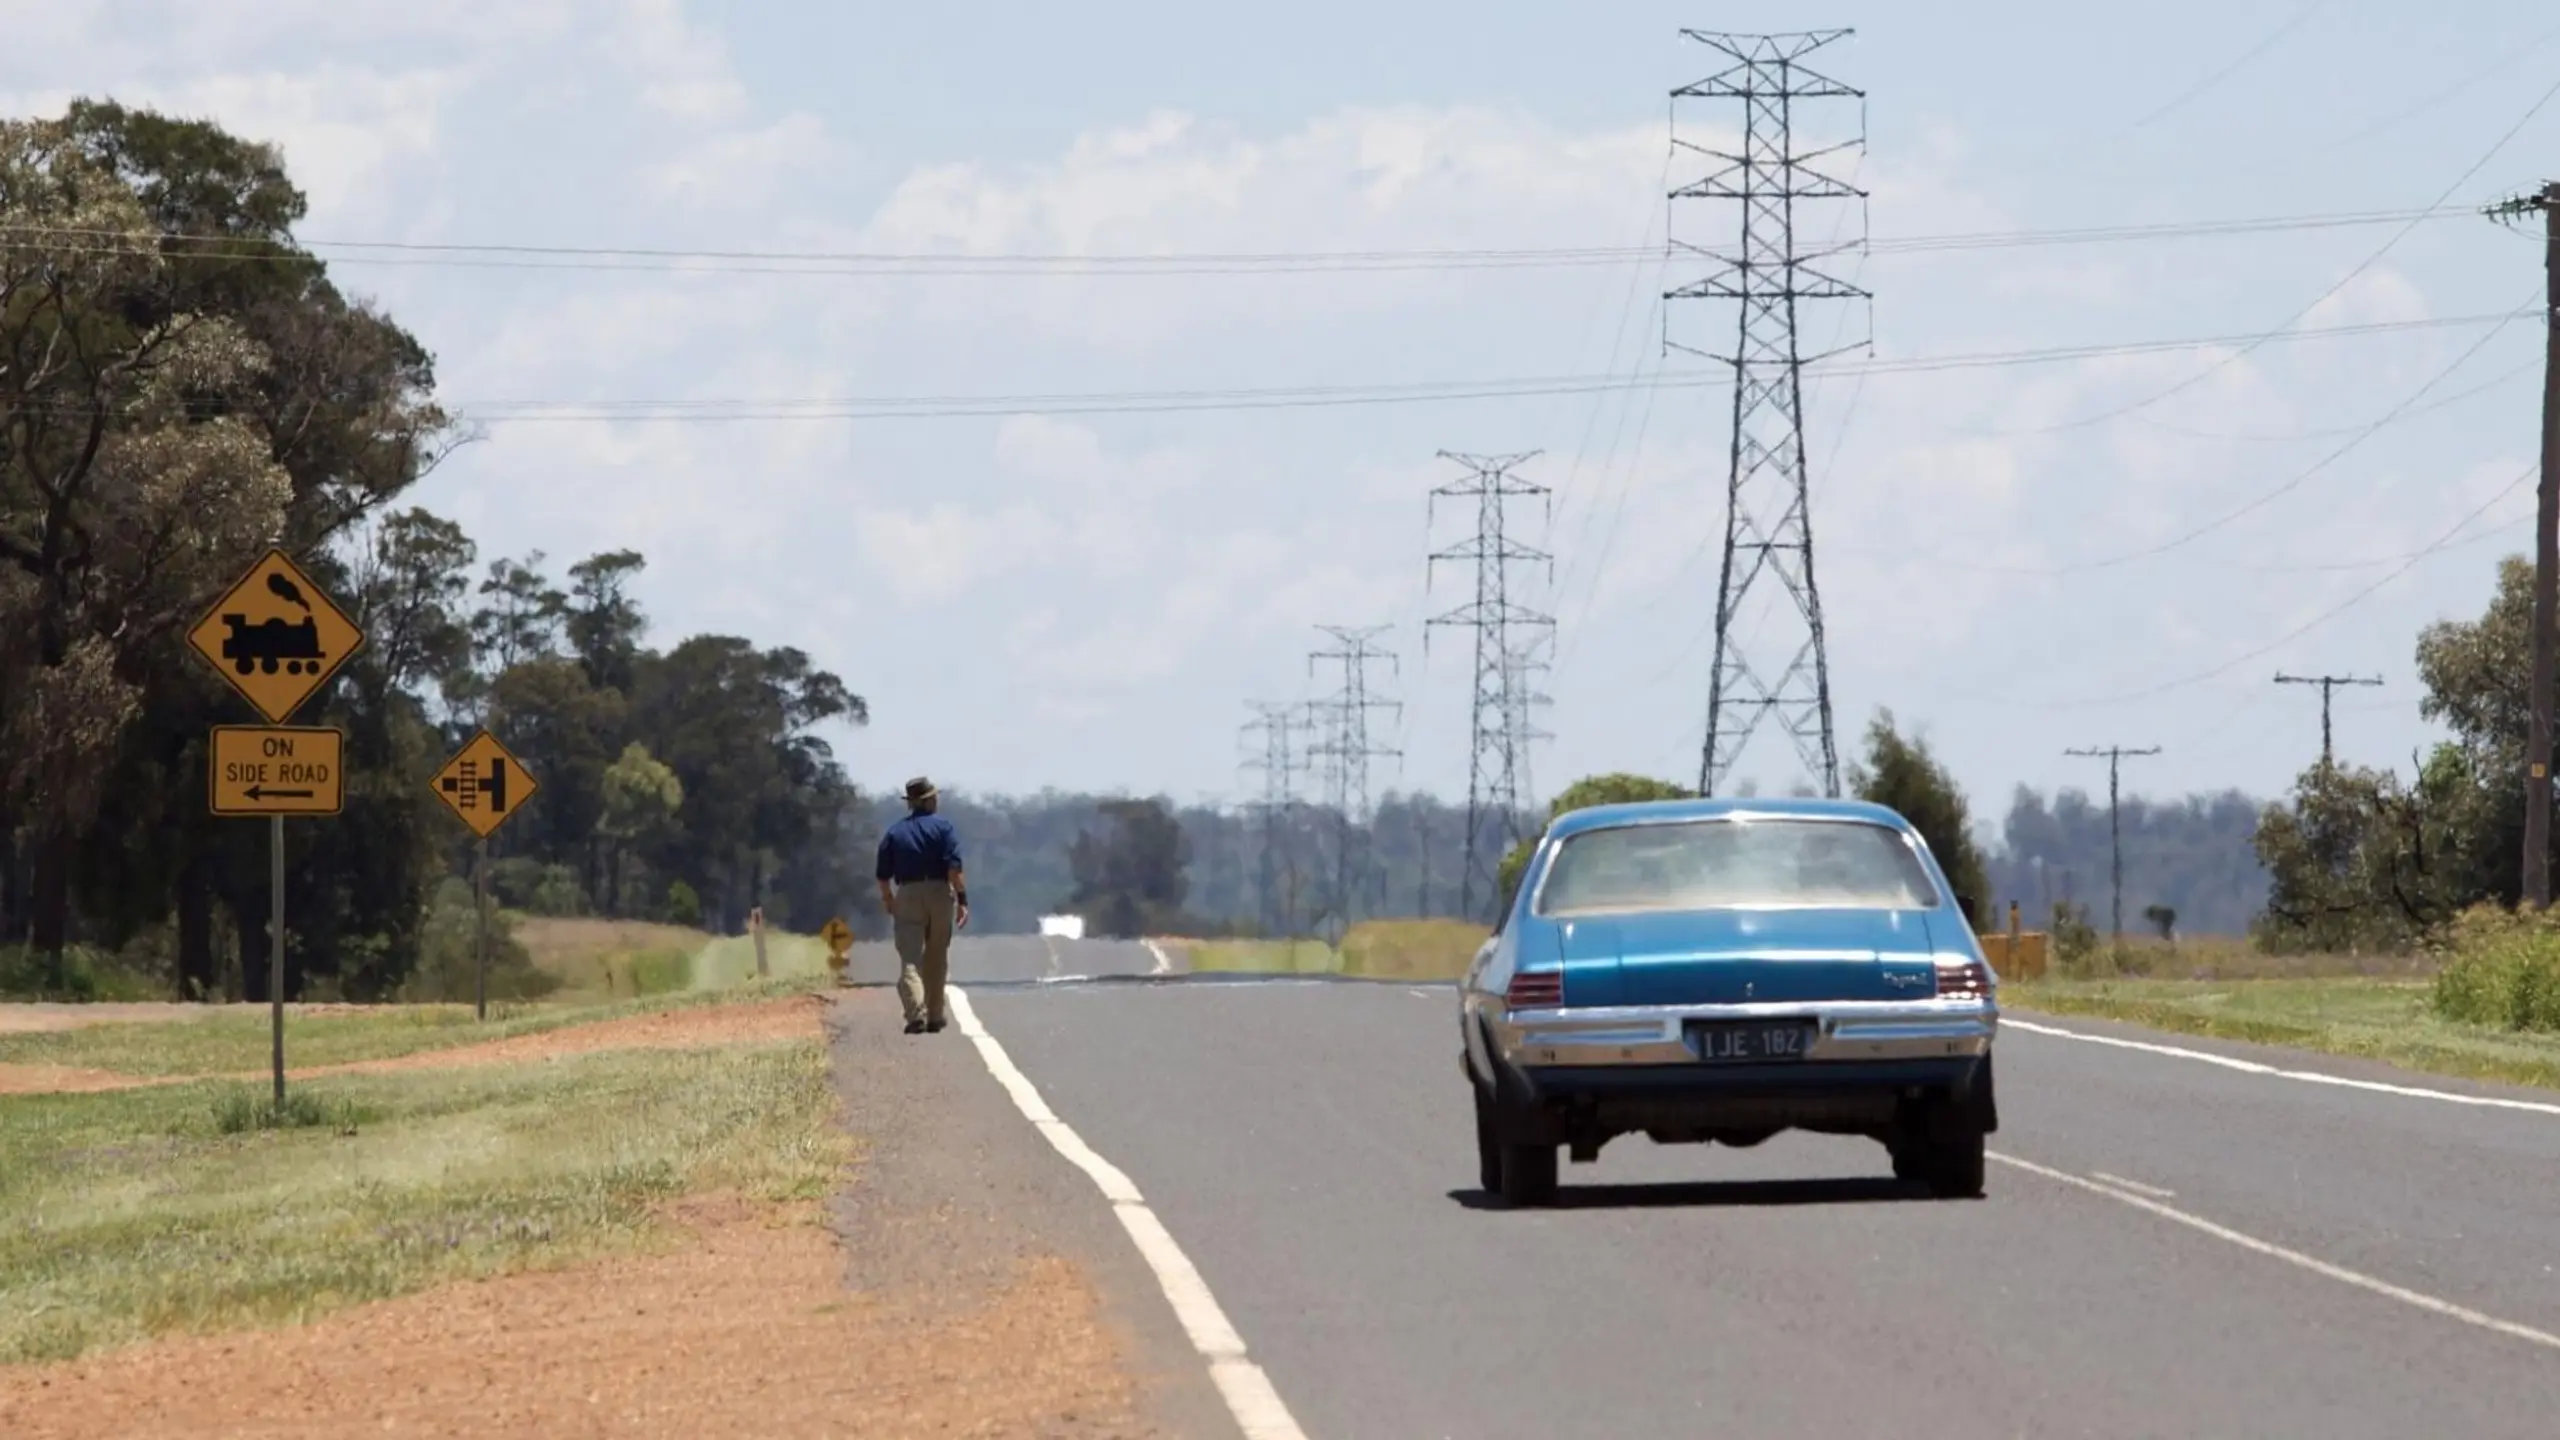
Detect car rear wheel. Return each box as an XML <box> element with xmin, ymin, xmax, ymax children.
<box><xmin>1922</xmin><ymin>1129</ymin><xmax>1986</xmax><ymax>1199</ymax></box>
<box><xmin>1497</xmin><ymin>1136</ymin><xmax>1559</xmax><ymax>1207</ymax></box>
<box><xmin>1472</xmin><ymin>1083</ymin><xmax>1502</xmax><ymax>1193</ymax></box>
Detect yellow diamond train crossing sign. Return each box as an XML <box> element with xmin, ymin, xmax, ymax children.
<box><xmin>209</xmin><ymin>726</ymin><xmax>346</xmax><ymax>816</ymax></box>
<box><xmin>430</xmin><ymin>730</ymin><xmax>538</xmax><ymax>839</ymax></box>
<box><xmin>187</xmin><ymin>550</ymin><xmax>367</xmax><ymax>725</ymax></box>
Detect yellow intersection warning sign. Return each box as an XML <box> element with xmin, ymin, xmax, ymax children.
<box><xmin>209</xmin><ymin>726</ymin><xmax>345</xmax><ymax>816</ymax></box>
<box><xmin>430</xmin><ymin>730</ymin><xmax>538</xmax><ymax>839</ymax></box>
<box><xmin>187</xmin><ymin>550</ymin><xmax>366</xmax><ymax>724</ymax></box>
<box><xmin>821</xmin><ymin>916</ymin><xmax>853</xmax><ymax>973</ymax></box>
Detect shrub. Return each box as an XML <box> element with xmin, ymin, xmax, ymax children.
<box><xmin>2429</xmin><ymin>903</ymin><xmax>2560</xmax><ymax>1032</ymax></box>
<box><xmin>396</xmin><ymin>877</ymin><xmax>561</xmax><ymax>1004</ymax></box>
<box><xmin>2050</xmin><ymin>901</ymin><xmax>2102</xmax><ymax>974</ymax></box>
<box><xmin>665</xmin><ymin>880</ymin><xmax>703</xmax><ymax>927</ymax></box>
<box><xmin>211</xmin><ymin>1087</ymin><xmax>366</xmax><ymax>1135</ymax></box>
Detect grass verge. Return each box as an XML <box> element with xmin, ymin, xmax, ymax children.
<box><xmin>2005</xmin><ymin>977</ymin><xmax>2560</xmax><ymax>1091</ymax></box>
<box><xmin>0</xmin><ymin>976</ymin><xmax>823</xmax><ymax>1080</ymax></box>
<box><xmin>0</xmin><ymin>1017</ymin><xmax>843</xmax><ymax>1366</ymax></box>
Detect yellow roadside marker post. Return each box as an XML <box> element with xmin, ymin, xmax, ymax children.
<box><xmin>821</xmin><ymin>916</ymin><xmax>854</xmax><ymax>983</ymax></box>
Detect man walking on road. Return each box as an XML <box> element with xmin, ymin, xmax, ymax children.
<box><xmin>876</xmin><ymin>776</ymin><xmax>969</xmax><ymax>1034</ymax></box>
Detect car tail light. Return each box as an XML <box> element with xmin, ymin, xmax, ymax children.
<box><xmin>1935</xmin><ymin>958</ymin><xmax>1992</xmax><ymax>1000</ymax></box>
<box><xmin>1505</xmin><ymin>969</ymin><xmax>1564</xmax><ymax>1010</ymax></box>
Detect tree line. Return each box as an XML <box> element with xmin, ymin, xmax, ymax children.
<box><xmin>0</xmin><ymin>102</ymin><xmax>862</xmax><ymax>1000</ymax></box>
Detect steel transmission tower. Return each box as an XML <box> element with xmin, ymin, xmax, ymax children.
<box><xmin>1668</xmin><ymin>29</ymin><xmax>1870</xmax><ymax>799</ymax></box>
<box><xmin>1240</xmin><ymin>701</ymin><xmax>1313</xmax><ymax>936</ymax></box>
<box><xmin>1426</xmin><ymin>451</ymin><xmax>1556</xmax><ymax>920</ymax></box>
<box><xmin>1308</xmin><ymin>626</ymin><xmax>1402</xmax><ymax>935</ymax></box>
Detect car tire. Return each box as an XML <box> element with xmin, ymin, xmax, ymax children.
<box><xmin>1473</xmin><ymin>1083</ymin><xmax>1502</xmax><ymax>1193</ymax></box>
<box><xmin>1888</xmin><ymin>1139</ymin><xmax>1926</xmax><ymax>1184</ymax></box>
<box><xmin>1497</xmin><ymin>1136</ymin><xmax>1559</xmax><ymax>1207</ymax></box>
<box><xmin>1923</xmin><ymin>1129</ymin><xmax>1986</xmax><ymax>1199</ymax></box>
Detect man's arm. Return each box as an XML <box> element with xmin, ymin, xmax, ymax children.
<box><xmin>875</xmin><ymin>832</ymin><xmax>897</xmax><ymax>915</ymax></box>
<box><xmin>944</xmin><ymin>822</ymin><xmax>969</xmax><ymax>928</ymax></box>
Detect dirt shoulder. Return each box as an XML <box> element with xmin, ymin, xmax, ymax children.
<box><xmin>0</xmin><ymin>1190</ymin><xmax>1140</xmax><ymax>1440</ymax></box>
<box><xmin>0</xmin><ymin>986</ymin><xmax>1216</xmax><ymax>1437</ymax></box>
<box><xmin>824</xmin><ymin>987</ymin><xmax>1234</xmax><ymax>1438</ymax></box>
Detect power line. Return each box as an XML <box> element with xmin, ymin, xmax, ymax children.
<box><xmin>2048</xmin><ymin>462</ymin><xmax>2537</xmax><ymax>708</ymax></box>
<box><xmin>2113</xmin><ymin>2</ymin><xmax>2327</xmax><ymax>136</ymax></box>
<box><xmin>1425</xmin><ymin>450</ymin><xmax>1554</xmax><ymax>921</ymax></box>
<box><xmin>346</xmin><ymin>308</ymin><xmax>2516</xmax><ymax>427</ymax></box>
<box><xmin>1673</xmin><ymin>27</ymin><xmax>1864</xmax><ymax>800</ymax></box>
<box><xmin>2273</xmin><ymin>671</ymin><xmax>2383</xmax><ymax>767</ymax></box>
<box><xmin>1991</xmin><ymin>68</ymin><xmax>2560</xmax><ymax>436</ymax></box>
<box><xmin>1913</xmin><ymin>292</ymin><xmax>2544</xmax><ymax>576</ymax></box>
<box><xmin>0</xmin><ymin>203</ymin><xmax>2499</xmax><ymax>276</ymax></box>
<box><xmin>2064</xmin><ymin>745</ymin><xmax>2163</xmax><ymax>950</ymax></box>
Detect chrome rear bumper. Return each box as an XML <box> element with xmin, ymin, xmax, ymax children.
<box><xmin>1490</xmin><ymin>998</ymin><xmax>1996</xmax><ymax>1069</ymax></box>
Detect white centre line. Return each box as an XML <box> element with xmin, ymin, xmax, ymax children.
<box><xmin>946</xmin><ymin>987</ymin><xmax>1307</xmax><ymax>1440</ymax></box>
<box><xmin>1992</xmin><ymin>1152</ymin><xmax>2560</xmax><ymax>1353</ymax></box>
<box><xmin>1144</xmin><ymin>939</ymin><xmax>1175</xmax><ymax>976</ymax></box>
<box><xmin>2003</xmin><ymin>1016</ymin><xmax>2560</xmax><ymax>1117</ymax></box>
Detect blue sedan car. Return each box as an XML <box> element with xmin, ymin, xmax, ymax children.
<box><xmin>1459</xmin><ymin>796</ymin><xmax>1999</xmax><ymax>1207</ymax></box>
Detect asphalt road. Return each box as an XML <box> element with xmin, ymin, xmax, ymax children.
<box><xmin>838</xmin><ymin>929</ymin><xmax>1177</xmax><ymax>989</ymax></box>
<box><xmin>918</xmin><ymin>939</ymin><xmax>2560</xmax><ymax>1438</ymax></box>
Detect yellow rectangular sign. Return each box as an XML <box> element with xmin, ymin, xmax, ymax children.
<box><xmin>209</xmin><ymin>726</ymin><xmax>346</xmax><ymax>816</ymax></box>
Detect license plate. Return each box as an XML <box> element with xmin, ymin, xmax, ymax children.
<box><xmin>1688</xmin><ymin>1020</ymin><xmax>1815</xmax><ymax>1062</ymax></box>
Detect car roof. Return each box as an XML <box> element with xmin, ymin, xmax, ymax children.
<box><xmin>1543</xmin><ymin>795</ymin><xmax>1914</xmax><ymax>840</ymax></box>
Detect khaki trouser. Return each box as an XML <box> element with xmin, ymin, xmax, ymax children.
<box><xmin>892</xmin><ymin>880</ymin><xmax>957</xmax><ymax>1024</ymax></box>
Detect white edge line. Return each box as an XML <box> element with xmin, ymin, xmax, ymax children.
<box><xmin>946</xmin><ymin>986</ymin><xmax>1308</xmax><ymax>1440</ymax></box>
<box><xmin>2003</xmin><ymin>1016</ymin><xmax>2560</xmax><ymax>1117</ymax></box>
<box><xmin>2089</xmin><ymin>1170</ymin><xmax>2176</xmax><ymax>1199</ymax></box>
<box><xmin>1991</xmin><ymin>1151</ymin><xmax>2560</xmax><ymax>1353</ymax></box>
<box><xmin>1144</xmin><ymin>939</ymin><xmax>1175</xmax><ymax>975</ymax></box>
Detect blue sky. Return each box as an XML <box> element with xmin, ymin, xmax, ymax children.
<box><xmin>10</xmin><ymin>1</ymin><xmax>2560</xmax><ymax>825</ymax></box>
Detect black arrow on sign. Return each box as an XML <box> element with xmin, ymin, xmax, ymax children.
<box><xmin>245</xmin><ymin>786</ymin><xmax>316</xmax><ymax>800</ymax></box>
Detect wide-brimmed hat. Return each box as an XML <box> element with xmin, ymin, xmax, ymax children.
<box><xmin>903</xmin><ymin>776</ymin><xmax>938</xmax><ymax>804</ymax></box>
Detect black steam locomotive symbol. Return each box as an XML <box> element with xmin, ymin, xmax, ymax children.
<box><xmin>221</xmin><ymin>614</ymin><xmax>324</xmax><ymax>675</ymax></box>
<box><xmin>218</xmin><ymin>572</ymin><xmax>327</xmax><ymax>676</ymax></box>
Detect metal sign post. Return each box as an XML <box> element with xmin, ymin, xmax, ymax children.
<box><xmin>474</xmin><ymin>839</ymin><xmax>491</xmax><ymax>1022</ymax></box>
<box><xmin>271</xmin><ymin>815</ymin><xmax>286</xmax><ymax>1104</ymax></box>
<box><xmin>188</xmin><ymin>550</ymin><xmax>367</xmax><ymax>1108</ymax></box>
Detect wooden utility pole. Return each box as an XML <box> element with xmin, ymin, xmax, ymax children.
<box><xmin>2273</xmin><ymin>672</ymin><xmax>2382</xmax><ymax>769</ymax></box>
<box><xmin>2065</xmin><ymin>745</ymin><xmax>2161</xmax><ymax>950</ymax></box>
<box><xmin>2491</xmin><ymin>181</ymin><xmax>2560</xmax><ymax>908</ymax></box>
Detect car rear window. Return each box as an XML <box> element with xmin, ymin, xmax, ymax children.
<box><xmin>1532</xmin><ymin>817</ymin><xmax>1940</xmax><ymax>916</ymax></box>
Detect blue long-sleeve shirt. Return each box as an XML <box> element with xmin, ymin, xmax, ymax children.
<box><xmin>876</xmin><ymin>812</ymin><xmax>964</xmax><ymax>884</ymax></box>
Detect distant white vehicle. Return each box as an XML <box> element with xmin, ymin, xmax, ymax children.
<box><xmin>1037</xmin><ymin>914</ymin><xmax>1085</xmax><ymax>939</ymax></box>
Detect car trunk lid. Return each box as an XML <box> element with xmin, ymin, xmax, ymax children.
<box><xmin>1555</xmin><ymin>907</ymin><xmax>1940</xmax><ymax>1007</ymax></box>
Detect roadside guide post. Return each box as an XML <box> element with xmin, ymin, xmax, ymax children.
<box><xmin>428</xmin><ymin>730</ymin><xmax>540</xmax><ymax>1022</ymax></box>
<box><xmin>750</xmin><ymin>905</ymin><xmax>769</xmax><ymax>978</ymax></box>
<box><xmin>187</xmin><ymin>550</ymin><xmax>366</xmax><ymax>1106</ymax></box>
<box><xmin>821</xmin><ymin>916</ymin><xmax>853</xmax><ymax>984</ymax></box>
